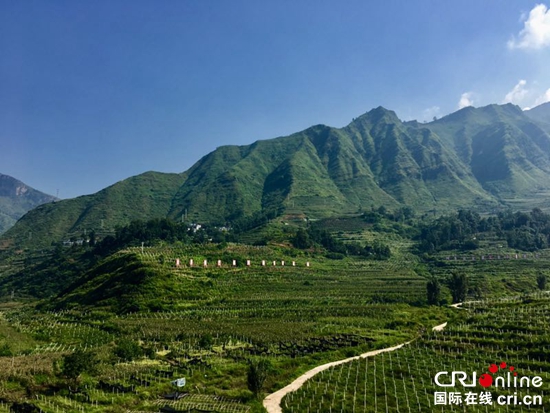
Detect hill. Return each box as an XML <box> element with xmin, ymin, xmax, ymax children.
<box><xmin>0</xmin><ymin>171</ymin><xmax>186</xmax><ymax>250</ymax></box>
<box><xmin>425</xmin><ymin>104</ymin><xmax>550</xmax><ymax>201</ymax></box>
<box><xmin>0</xmin><ymin>173</ymin><xmax>57</xmax><ymax>235</ymax></box>
<box><xmin>525</xmin><ymin>102</ymin><xmax>550</xmax><ymax>132</ymax></box>
<box><xmin>4</xmin><ymin>103</ymin><xmax>550</xmax><ymax>249</ymax></box>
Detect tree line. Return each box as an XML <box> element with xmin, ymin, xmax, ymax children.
<box><xmin>417</xmin><ymin>208</ymin><xmax>550</xmax><ymax>253</ymax></box>
<box><xmin>291</xmin><ymin>227</ymin><xmax>391</xmax><ymax>260</ymax></box>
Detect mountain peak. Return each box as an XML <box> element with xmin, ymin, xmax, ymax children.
<box><xmin>368</xmin><ymin>106</ymin><xmax>400</xmax><ymax>120</ymax></box>
<box><xmin>525</xmin><ymin>101</ymin><xmax>550</xmax><ymax>127</ymax></box>
<box><xmin>436</xmin><ymin>103</ymin><xmax>523</xmax><ymax>125</ymax></box>
<box><xmin>481</xmin><ymin>102</ymin><xmax>523</xmax><ymax>115</ymax></box>
<box><xmin>5</xmin><ymin>101</ymin><xmax>550</xmax><ymax>247</ymax></box>
<box><xmin>0</xmin><ymin>173</ymin><xmax>58</xmax><ymax>234</ymax></box>
<box><xmin>350</xmin><ymin>106</ymin><xmax>401</xmax><ymax>127</ymax></box>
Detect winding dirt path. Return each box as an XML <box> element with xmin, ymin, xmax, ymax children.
<box><xmin>263</xmin><ymin>321</ymin><xmax>448</xmax><ymax>413</ymax></box>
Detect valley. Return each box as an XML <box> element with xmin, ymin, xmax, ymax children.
<box><xmin>2</xmin><ymin>104</ymin><xmax>550</xmax><ymax>411</ymax></box>
<box><xmin>4</xmin><ymin>2</ymin><xmax>550</xmax><ymax>411</ymax></box>
<box><xmin>0</xmin><ymin>210</ymin><xmax>549</xmax><ymax>412</ymax></box>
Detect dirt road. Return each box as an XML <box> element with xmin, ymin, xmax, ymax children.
<box><xmin>263</xmin><ymin>321</ymin><xmax>448</xmax><ymax>413</ymax></box>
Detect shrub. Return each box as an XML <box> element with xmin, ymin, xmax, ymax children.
<box><xmin>114</xmin><ymin>339</ymin><xmax>143</xmax><ymax>361</ymax></box>
<box><xmin>61</xmin><ymin>349</ymin><xmax>96</xmax><ymax>381</ymax></box>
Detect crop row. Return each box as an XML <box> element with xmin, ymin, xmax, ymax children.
<box><xmin>282</xmin><ymin>294</ymin><xmax>550</xmax><ymax>412</ymax></box>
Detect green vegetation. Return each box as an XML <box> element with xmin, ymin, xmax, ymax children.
<box><xmin>282</xmin><ymin>293</ymin><xmax>550</xmax><ymax>412</ymax></box>
<box><xmin>417</xmin><ymin>208</ymin><xmax>550</xmax><ymax>253</ymax></box>
<box><xmin>2</xmin><ymin>190</ymin><xmax>550</xmax><ymax>412</ymax></box>
<box><xmin>5</xmin><ymin>103</ymin><xmax>550</xmax><ymax>251</ymax></box>
<box><xmin>0</xmin><ymin>173</ymin><xmax>57</xmax><ymax>235</ymax></box>
<box><xmin>0</xmin><ymin>216</ymin><xmax>458</xmax><ymax>411</ymax></box>
<box><xmin>292</xmin><ymin>226</ymin><xmax>391</xmax><ymax>260</ymax></box>
<box><xmin>448</xmin><ymin>272</ymin><xmax>468</xmax><ymax>303</ymax></box>
<box><xmin>0</xmin><ymin>245</ymin><xmax>449</xmax><ymax>412</ymax></box>
<box><xmin>426</xmin><ymin>278</ymin><xmax>441</xmax><ymax>305</ymax></box>
<box><xmin>537</xmin><ymin>273</ymin><xmax>547</xmax><ymax>290</ymax></box>
<box><xmin>61</xmin><ymin>349</ymin><xmax>96</xmax><ymax>382</ymax></box>
<box><xmin>247</xmin><ymin>359</ymin><xmax>271</xmax><ymax>398</ymax></box>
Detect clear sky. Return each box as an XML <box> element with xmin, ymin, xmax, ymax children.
<box><xmin>1</xmin><ymin>0</ymin><xmax>550</xmax><ymax>199</ymax></box>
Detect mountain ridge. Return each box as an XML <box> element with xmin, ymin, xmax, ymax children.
<box><xmin>0</xmin><ymin>173</ymin><xmax>58</xmax><ymax>235</ymax></box>
<box><xmin>4</xmin><ymin>102</ymin><xmax>550</xmax><ymax>249</ymax></box>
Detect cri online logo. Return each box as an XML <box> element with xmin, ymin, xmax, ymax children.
<box><xmin>435</xmin><ymin>362</ymin><xmax>543</xmax><ymax>389</ymax></box>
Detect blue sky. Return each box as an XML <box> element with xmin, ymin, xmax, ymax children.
<box><xmin>1</xmin><ymin>0</ymin><xmax>550</xmax><ymax>198</ymax></box>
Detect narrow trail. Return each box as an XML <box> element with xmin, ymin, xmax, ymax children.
<box><xmin>263</xmin><ymin>321</ymin><xmax>448</xmax><ymax>413</ymax></box>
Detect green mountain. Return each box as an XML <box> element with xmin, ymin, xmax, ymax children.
<box><xmin>426</xmin><ymin>104</ymin><xmax>550</xmax><ymax>199</ymax></box>
<box><xmin>525</xmin><ymin>102</ymin><xmax>550</xmax><ymax>133</ymax></box>
<box><xmin>4</xmin><ymin>103</ymin><xmax>550</xmax><ymax>249</ymax></box>
<box><xmin>1</xmin><ymin>171</ymin><xmax>186</xmax><ymax>248</ymax></box>
<box><xmin>0</xmin><ymin>174</ymin><xmax>57</xmax><ymax>235</ymax></box>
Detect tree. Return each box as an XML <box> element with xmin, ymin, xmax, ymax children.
<box><xmin>364</xmin><ymin>240</ymin><xmax>391</xmax><ymax>260</ymax></box>
<box><xmin>114</xmin><ymin>339</ymin><xmax>143</xmax><ymax>361</ymax></box>
<box><xmin>199</xmin><ymin>333</ymin><xmax>213</xmax><ymax>350</ymax></box>
<box><xmin>377</xmin><ymin>205</ymin><xmax>387</xmax><ymax>216</ymax></box>
<box><xmin>247</xmin><ymin>359</ymin><xmax>270</xmax><ymax>397</ymax></box>
<box><xmin>292</xmin><ymin>228</ymin><xmax>312</xmax><ymax>249</ymax></box>
<box><xmin>448</xmin><ymin>272</ymin><xmax>468</xmax><ymax>303</ymax></box>
<box><xmin>9</xmin><ymin>402</ymin><xmax>42</xmax><ymax>413</ymax></box>
<box><xmin>426</xmin><ymin>278</ymin><xmax>441</xmax><ymax>305</ymax></box>
<box><xmin>537</xmin><ymin>273</ymin><xmax>547</xmax><ymax>291</ymax></box>
<box><xmin>61</xmin><ymin>349</ymin><xmax>96</xmax><ymax>382</ymax></box>
<box><xmin>89</xmin><ymin>230</ymin><xmax>96</xmax><ymax>246</ymax></box>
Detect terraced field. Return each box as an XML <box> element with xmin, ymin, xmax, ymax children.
<box><xmin>0</xmin><ymin>245</ymin><xmax>448</xmax><ymax>412</ymax></box>
<box><xmin>1</xmin><ymin>240</ymin><xmax>548</xmax><ymax>412</ymax></box>
<box><xmin>282</xmin><ymin>293</ymin><xmax>550</xmax><ymax>412</ymax></box>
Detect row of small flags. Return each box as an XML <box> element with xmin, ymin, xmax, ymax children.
<box><xmin>445</xmin><ymin>253</ymin><xmax>540</xmax><ymax>261</ymax></box>
<box><xmin>175</xmin><ymin>258</ymin><xmax>310</xmax><ymax>268</ymax></box>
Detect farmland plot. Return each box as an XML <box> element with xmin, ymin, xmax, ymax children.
<box><xmin>282</xmin><ymin>294</ymin><xmax>550</xmax><ymax>412</ymax></box>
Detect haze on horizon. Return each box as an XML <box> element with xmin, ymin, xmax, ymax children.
<box><xmin>1</xmin><ymin>0</ymin><xmax>550</xmax><ymax>199</ymax></box>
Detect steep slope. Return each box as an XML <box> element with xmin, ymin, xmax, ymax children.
<box><xmin>345</xmin><ymin>108</ymin><xmax>493</xmax><ymax>211</ymax></box>
<box><xmin>2</xmin><ymin>171</ymin><xmax>186</xmax><ymax>248</ymax></box>
<box><xmin>425</xmin><ymin>104</ymin><xmax>550</xmax><ymax>198</ymax></box>
<box><xmin>0</xmin><ymin>174</ymin><xmax>57</xmax><ymax>235</ymax></box>
<box><xmin>4</xmin><ymin>104</ymin><xmax>550</xmax><ymax>250</ymax></box>
<box><xmin>50</xmin><ymin>252</ymin><xmax>201</xmax><ymax>313</ymax></box>
<box><xmin>168</xmin><ymin>137</ymin><xmax>305</xmax><ymax>222</ymax></box>
<box><xmin>525</xmin><ymin>102</ymin><xmax>550</xmax><ymax>133</ymax></box>
<box><xmin>167</xmin><ymin>107</ymin><xmax>499</xmax><ymax>222</ymax></box>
